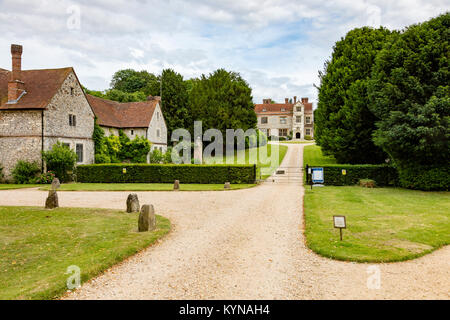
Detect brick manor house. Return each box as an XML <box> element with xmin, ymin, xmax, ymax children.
<box><xmin>255</xmin><ymin>97</ymin><xmax>314</xmax><ymax>139</ymax></box>
<box><xmin>0</xmin><ymin>44</ymin><xmax>167</xmax><ymax>179</ymax></box>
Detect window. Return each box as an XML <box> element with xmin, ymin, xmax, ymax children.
<box><xmin>281</xmin><ymin>108</ymin><xmax>286</xmax><ymax>111</ymax></box>
<box><xmin>279</xmin><ymin>129</ymin><xmax>288</xmax><ymax>136</ymax></box>
<box><xmin>76</xmin><ymin>144</ymin><xmax>83</xmax><ymax>163</ymax></box>
<box><xmin>306</xmin><ymin>128</ymin><xmax>311</xmax><ymax>135</ymax></box>
<box><xmin>261</xmin><ymin>117</ymin><xmax>268</xmax><ymax>124</ymax></box>
<box><xmin>157</xmin><ymin>129</ymin><xmax>160</xmax><ymax>138</ymax></box>
<box><xmin>70</xmin><ymin>87</ymin><xmax>74</xmax><ymax>96</ymax></box>
<box><xmin>280</xmin><ymin>117</ymin><xmax>287</xmax><ymax>124</ymax></box>
<box><xmin>69</xmin><ymin>114</ymin><xmax>76</xmax><ymax>127</ymax></box>
<box><xmin>262</xmin><ymin>108</ymin><xmax>267</xmax><ymax>112</ymax></box>
<box><xmin>131</xmin><ymin>130</ymin><xmax>134</xmax><ymax>135</ymax></box>
<box><xmin>296</xmin><ymin>116</ymin><xmax>301</xmax><ymax>123</ymax></box>
<box><xmin>62</xmin><ymin>143</ymin><xmax>70</xmax><ymax>149</ymax></box>
<box><xmin>296</xmin><ymin>107</ymin><xmax>301</xmax><ymax>112</ymax></box>
<box><xmin>157</xmin><ymin>112</ymin><xmax>160</xmax><ymax>120</ymax></box>
<box><xmin>306</xmin><ymin>116</ymin><xmax>311</xmax><ymax>124</ymax></box>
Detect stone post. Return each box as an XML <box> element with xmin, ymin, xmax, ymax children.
<box><xmin>173</xmin><ymin>180</ymin><xmax>180</xmax><ymax>191</ymax></box>
<box><xmin>126</xmin><ymin>194</ymin><xmax>140</xmax><ymax>213</ymax></box>
<box><xmin>138</xmin><ymin>204</ymin><xmax>156</xmax><ymax>232</ymax></box>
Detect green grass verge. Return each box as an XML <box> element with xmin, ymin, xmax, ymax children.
<box><xmin>0</xmin><ymin>206</ymin><xmax>171</xmax><ymax>300</ymax></box>
<box><xmin>304</xmin><ymin>186</ymin><xmax>450</xmax><ymax>262</ymax></box>
<box><xmin>39</xmin><ymin>183</ymin><xmax>257</xmax><ymax>192</ymax></box>
<box><xmin>303</xmin><ymin>145</ymin><xmax>337</xmax><ymax>167</ymax></box>
<box><xmin>0</xmin><ymin>184</ymin><xmax>41</xmax><ymax>190</ymax></box>
<box><xmin>205</xmin><ymin>144</ymin><xmax>288</xmax><ymax>179</ymax></box>
<box><xmin>281</xmin><ymin>140</ymin><xmax>315</xmax><ymax>144</ymax></box>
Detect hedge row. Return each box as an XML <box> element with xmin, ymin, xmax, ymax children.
<box><xmin>397</xmin><ymin>164</ymin><xmax>450</xmax><ymax>191</ymax></box>
<box><xmin>305</xmin><ymin>164</ymin><xmax>398</xmax><ymax>186</ymax></box>
<box><xmin>76</xmin><ymin>164</ymin><xmax>257</xmax><ymax>184</ymax></box>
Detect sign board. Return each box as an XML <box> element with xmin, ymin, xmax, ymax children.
<box><xmin>333</xmin><ymin>215</ymin><xmax>346</xmax><ymax>229</ymax></box>
<box><xmin>311</xmin><ymin>168</ymin><xmax>324</xmax><ymax>184</ymax></box>
<box><xmin>342</xmin><ymin>169</ymin><xmax>347</xmax><ymax>176</ymax></box>
<box><xmin>123</xmin><ymin>168</ymin><xmax>127</xmax><ymax>174</ymax></box>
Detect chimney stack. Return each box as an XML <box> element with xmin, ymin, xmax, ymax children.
<box><xmin>263</xmin><ymin>98</ymin><xmax>271</xmax><ymax>104</ymax></box>
<box><xmin>294</xmin><ymin>96</ymin><xmax>297</xmax><ymax>103</ymax></box>
<box><xmin>285</xmin><ymin>98</ymin><xmax>289</xmax><ymax>104</ymax></box>
<box><xmin>8</xmin><ymin>44</ymin><xmax>26</xmax><ymax>103</ymax></box>
<box><xmin>301</xmin><ymin>97</ymin><xmax>308</xmax><ymax>104</ymax></box>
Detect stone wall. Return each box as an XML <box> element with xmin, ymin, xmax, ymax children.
<box><xmin>0</xmin><ymin>110</ymin><xmax>42</xmax><ymax>180</ymax></box>
<box><xmin>147</xmin><ymin>103</ymin><xmax>168</xmax><ymax>152</ymax></box>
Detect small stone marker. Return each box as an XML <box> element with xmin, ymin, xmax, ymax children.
<box><xmin>45</xmin><ymin>190</ymin><xmax>59</xmax><ymax>209</ymax></box>
<box><xmin>51</xmin><ymin>178</ymin><xmax>60</xmax><ymax>190</ymax></box>
<box><xmin>126</xmin><ymin>194</ymin><xmax>140</xmax><ymax>213</ymax></box>
<box><xmin>173</xmin><ymin>180</ymin><xmax>180</xmax><ymax>191</ymax></box>
<box><xmin>138</xmin><ymin>204</ymin><xmax>156</xmax><ymax>232</ymax></box>
<box><xmin>224</xmin><ymin>182</ymin><xmax>231</xmax><ymax>190</ymax></box>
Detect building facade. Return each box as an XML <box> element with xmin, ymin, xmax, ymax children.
<box><xmin>0</xmin><ymin>45</ymin><xmax>95</xmax><ymax>180</ymax></box>
<box><xmin>254</xmin><ymin>96</ymin><xmax>314</xmax><ymax>139</ymax></box>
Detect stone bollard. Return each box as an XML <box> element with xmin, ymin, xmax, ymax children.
<box><xmin>51</xmin><ymin>178</ymin><xmax>61</xmax><ymax>190</ymax></box>
<box><xmin>126</xmin><ymin>194</ymin><xmax>140</xmax><ymax>213</ymax></box>
<box><xmin>224</xmin><ymin>182</ymin><xmax>231</xmax><ymax>190</ymax></box>
<box><xmin>45</xmin><ymin>190</ymin><xmax>59</xmax><ymax>209</ymax></box>
<box><xmin>139</xmin><ymin>204</ymin><xmax>156</xmax><ymax>232</ymax></box>
<box><xmin>173</xmin><ymin>180</ymin><xmax>180</xmax><ymax>191</ymax></box>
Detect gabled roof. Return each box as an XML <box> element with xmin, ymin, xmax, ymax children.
<box><xmin>0</xmin><ymin>67</ymin><xmax>73</xmax><ymax>109</ymax></box>
<box><xmin>87</xmin><ymin>94</ymin><xmax>159</xmax><ymax>128</ymax></box>
<box><xmin>254</xmin><ymin>103</ymin><xmax>294</xmax><ymax>114</ymax></box>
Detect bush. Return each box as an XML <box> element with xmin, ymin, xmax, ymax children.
<box><xmin>149</xmin><ymin>149</ymin><xmax>164</xmax><ymax>163</ymax></box>
<box><xmin>304</xmin><ymin>135</ymin><xmax>313</xmax><ymax>140</ymax></box>
<box><xmin>35</xmin><ymin>171</ymin><xmax>56</xmax><ymax>184</ymax></box>
<box><xmin>76</xmin><ymin>164</ymin><xmax>257</xmax><ymax>184</ymax></box>
<box><xmin>12</xmin><ymin>160</ymin><xmax>41</xmax><ymax>184</ymax></box>
<box><xmin>0</xmin><ymin>164</ymin><xmax>3</xmax><ymax>182</ymax></box>
<box><xmin>42</xmin><ymin>142</ymin><xmax>77</xmax><ymax>182</ymax></box>
<box><xmin>397</xmin><ymin>165</ymin><xmax>450</xmax><ymax>191</ymax></box>
<box><xmin>305</xmin><ymin>164</ymin><xmax>397</xmax><ymax>187</ymax></box>
<box><xmin>359</xmin><ymin>179</ymin><xmax>376</xmax><ymax>188</ymax></box>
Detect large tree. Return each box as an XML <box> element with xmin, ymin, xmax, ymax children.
<box><xmin>110</xmin><ymin>69</ymin><xmax>159</xmax><ymax>96</ymax></box>
<box><xmin>159</xmin><ymin>69</ymin><xmax>191</xmax><ymax>138</ymax></box>
<box><xmin>315</xmin><ymin>27</ymin><xmax>391</xmax><ymax>164</ymax></box>
<box><xmin>189</xmin><ymin>69</ymin><xmax>257</xmax><ymax>136</ymax></box>
<box><xmin>368</xmin><ymin>13</ymin><xmax>449</xmax><ymax>190</ymax></box>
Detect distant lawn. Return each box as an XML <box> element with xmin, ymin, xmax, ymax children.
<box><xmin>0</xmin><ymin>184</ymin><xmax>40</xmax><ymax>190</ymax></box>
<box><xmin>303</xmin><ymin>145</ymin><xmax>337</xmax><ymax>167</ymax></box>
<box><xmin>304</xmin><ymin>186</ymin><xmax>450</xmax><ymax>262</ymax></box>
<box><xmin>0</xmin><ymin>206</ymin><xmax>170</xmax><ymax>300</ymax></box>
<box><xmin>205</xmin><ymin>144</ymin><xmax>288</xmax><ymax>179</ymax></box>
<box><xmin>281</xmin><ymin>140</ymin><xmax>315</xmax><ymax>144</ymax></box>
<box><xmin>39</xmin><ymin>183</ymin><xmax>256</xmax><ymax>192</ymax></box>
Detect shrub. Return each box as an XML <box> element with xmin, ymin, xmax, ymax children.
<box><xmin>305</xmin><ymin>164</ymin><xmax>397</xmax><ymax>187</ymax></box>
<box><xmin>397</xmin><ymin>164</ymin><xmax>450</xmax><ymax>191</ymax></box>
<box><xmin>149</xmin><ymin>149</ymin><xmax>164</xmax><ymax>163</ymax></box>
<box><xmin>35</xmin><ymin>171</ymin><xmax>56</xmax><ymax>184</ymax></box>
<box><xmin>42</xmin><ymin>142</ymin><xmax>77</xmax><ymax>182</ymax></box>
<box><xmin>76</xmin><ymin>164</ymin><xmax>257</xmax><ymax>184</ymax></box>
<box><xmin>0</xmin><ymin>164</ymin><xmax>3</xmax><ymax>182</ymax></box>
<box><xmin>359</xmin><ymin>179</ymin><xmax>376</xmax><ymax>188</ymax></box>
<box><xmin>95</xmin><ymin>153</ymin><xmax>111</xmax><ymax>164</ymax></box>
<box><xmin>304</xmin><ymin>135</ymin><xmax>313</xmax><ymax>140</ymax></box>
<box><xmin>12</xmin><ymin>160</ymin><xmax>41</xmax><ymax>184</ymax></box>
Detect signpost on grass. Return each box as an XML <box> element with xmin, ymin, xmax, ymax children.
<box><xmin>333</xmin><ymin>215</ymin><xmax>346</xmax><ymax>240</ymax></box>
<box><xmin>311</xmin><ymin>167</ymin><xmax>324</xmax><ymax>189</ymax></box>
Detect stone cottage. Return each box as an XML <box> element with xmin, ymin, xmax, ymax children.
<box><xmin>86</xmin><ymin>94</ymin><xmax>168</xmax><ymax>154</ymax></box>
<box><xmin>255</xmin><ymin>96</ymin><xmax>314</xmax><ymax>139</ymax></box>
<box><xmin>0</xmin><ymin>44</ymin><xmax>95</xmax><ymax>180</ymax></box>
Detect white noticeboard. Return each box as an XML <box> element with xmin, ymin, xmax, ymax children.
<box><xmin>312</xmin><ymin>168</ymin><xmax>324</xmax><ymax>184</ymax></box>
<box><xmin>333</xmin><ymin>216</ymin><xmax>346</xmax><ymax>229</ymax></box>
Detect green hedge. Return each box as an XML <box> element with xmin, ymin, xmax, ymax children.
<box><xmin>397</xmin><ymin>165</ymin><xmax>450</xmax><ymax>191</ymax></box>
<box><xmin>76</xmin><ymin>164</ymin><xmax>256</xmax><ymax>184</ymax></box>
<box><xmin>305</xmin><ymin>164</ymin><xmax>398</xmax><ymax>186</ymax></box>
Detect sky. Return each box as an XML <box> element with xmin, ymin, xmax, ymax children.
<box><xmin>0</xmin><ymin>0</ymin><xmax>448</xmax><ymax>106</ymax></box>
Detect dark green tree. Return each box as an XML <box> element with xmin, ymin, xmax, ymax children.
<box><xmin>368</xmin><ymin>13</ymin><xmax>450</xmax><ymax>190</ymax></box>
<box><xmin>189</xmin><ymin>69</ymin><xmax>257</xmax><ymax>136</ymax></box>
<box><xmin>315</xmin><ymin>27</ymin><xmax>392</xmax><ymax>163</ymax></box>
<box><xmin>160</xmin><ymin>69</ymin><xmax>191</xmax><ymax>138</ymax></box>
<box><xmin>110</xmin><ymin>69</ymin><xmax>159</xmax><ymax>95</ymax></box>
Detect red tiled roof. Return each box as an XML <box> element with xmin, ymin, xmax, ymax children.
<box><xmin>254</xmin><ymin>103</ymin><xmax>294</xmax><ymax>114</ymax></box>
<box><xmin>304</xmin><ymin>102</ymin><xmax>313</xmax><ymax>113</ymax></box>
<box><xmin>0</xmin><ymin>67</ymin><xmax>73</xmax><ymax>109</ymax></box>
<box><xmin>87</xmin><ymin>94</ymin><xmax>158</xmax><ymax>128</ymax></box>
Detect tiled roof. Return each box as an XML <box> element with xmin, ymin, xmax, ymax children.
<box><xmin>254</xmin><ymin>103</ymin><xmax>294</xmax><ymax>114</ymax></box>
<box><xmin>0</xmin><ymin>67</ymin><xmax>73</xmax><ymax>109</ymax></box>
<box><xmin>87</xmin><ymin>94</ymin><xmax>158</xmax><ymax>128</ymax></box>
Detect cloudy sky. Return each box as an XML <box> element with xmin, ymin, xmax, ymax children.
<box><xmin>0</xmin><ymin>0</ymin><xmax>448</xmax><ymax>105</ymax></box>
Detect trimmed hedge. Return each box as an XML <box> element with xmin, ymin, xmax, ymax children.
<box><xmin>305</xmin><ymin>164</ymin><xmax>398</xmax><ymax>186</ymax></box>
<box><xmin>397</xmin><ymin>165</ymin><xmax>450</xmax><ymax>191</ymax></box>
<box><xmin>76</xmin><ymin>164</ymin><xmax>257</xmax><ymax>184</ymax></box>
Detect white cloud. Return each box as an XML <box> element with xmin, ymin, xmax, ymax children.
<box><xmin>0</xmin><ymin>0</ymin><xmax>448</xmax><ymax>106</ymax></box>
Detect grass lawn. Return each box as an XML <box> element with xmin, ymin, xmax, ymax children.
<box><xmin>39</xmin><ymin>183</ymin><xmax>257</xmax><ymax>192</ymax></box>
<box><xmin>0</xmin><ymin>206</ymin><xmax>170</xmax><ymax>300</ymax></box>
<box><xmin>0</xmin><ymin>184</ymin><xmax>40</xmax><ymax>190</ymax></box>
<box><xmin>303</xmin><ymin>145</ymin><xmax>337</xmax><ymax>167</ymax></box>
<box><xmin>304</xmin><ymin>186</ymin><xmax>450</xmax><ymax>262</ymax></box>
<box><xmin>281</xmin><ymin>140</ymin><xmax>315</xmax><ymax>144</ymax></box>
<box><xmin>205</xmin><ymin>144</ymin><xmax>288</xmax><ymax>179</ymax></box>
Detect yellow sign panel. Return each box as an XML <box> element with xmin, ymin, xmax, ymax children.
<box><xmin>342</xmin><ymin>169</ymin><xmax>347</xmax><ymax>176</ymax></box>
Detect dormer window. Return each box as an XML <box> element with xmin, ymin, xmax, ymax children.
<box><xmin>281</xmin><ymin>108</ymin><xmax>286</xmax><ymax>111</ymax></box>
<box><xmin>262</xmin><ymin>108</ymin><xmax>267</xmax><ymax>112</ymax></box>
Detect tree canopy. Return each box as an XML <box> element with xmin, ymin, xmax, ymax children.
<box><xmin>315</xmin><ymin>27</ymin><xmax>392</xmax><ymax>164</ymax></box>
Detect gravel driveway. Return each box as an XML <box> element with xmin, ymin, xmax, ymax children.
<box><xmin>0</xmin><ymin>143</ymin><xmax>448</xmax><ymax>299</ymax></box>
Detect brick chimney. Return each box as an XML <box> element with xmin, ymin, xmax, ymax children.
<box><xmin>285</xmin><ymin>98</ymin><xmax>289</xmax><ymax>104</ymax></box>
<box><xmin>263</xmin><ymin>98</ymin><xmax>271</xmax><ymax>104</ymax></box>
<box><xmin>8</xmin><ymin>44</ymin><xmax>26</xmax><ymax>103</ymax></box>
<box><xmin>294</xmin><ymin>96</ymin><xmax>297</xmax><ymax>103</ymax></box>
<box><xmin>301</xmin><ymin>97</ymin><xmax>308</xmax><ymax>104</ymax></box>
